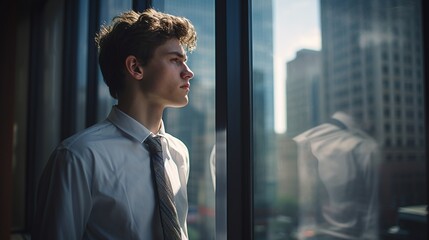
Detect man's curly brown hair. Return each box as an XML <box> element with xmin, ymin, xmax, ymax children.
<box><xmin>95</xmin><ymin>8</ymin><xmax>197</xmax><ymax>99</ymax></box>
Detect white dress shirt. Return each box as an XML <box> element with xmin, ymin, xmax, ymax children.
<box><xmin>294</xmin><ymin>112</ymin><xmax>380</xmax><ymax>240</ymax></box>
<box><xmin>33</xmin><ymin>106</ymin><xmax>190</xmax><ymax>240</ymax></box>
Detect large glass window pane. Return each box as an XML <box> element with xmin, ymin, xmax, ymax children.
<box><xmin>152</xmin><ymin>1</ymin><xmax>216</xmax><ymax>239</ymax></box>
<box><xmin>251</xmin><ymin>0</ymin><xmax>276</xmax><ymax>239</ymax></box>
<box><xmin>252</xmin><ymin>0</ymin><xmax>427</xmax><ymax>239</ymax></box>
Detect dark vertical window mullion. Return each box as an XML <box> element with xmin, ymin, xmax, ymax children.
<box><xmin>216</xmin><ymin>0</ymin><xmax>253</xmax><ymax>239</ymax></box>
<box><xmin>422</xmin><ymin>0</ymin><xmax>429</xmax><ymax>205</ymax></box>
<box><xmin>1</xmin><ymin>1</ymin><xmax>17</xmax><ymax>237</ymax></box>
<box><xmin>241</xmin><ymin>0</ymin><xmax>253</xmax><ymax>239</ymax></box>
<box><xmin>86</xmin><ymin>0</ymin><xmax>100</xmax><ymax>127</ymax></box>
<box><xmin>25</xmin><ymin>3</ymin><xmax>46</xmax><ymax>232</ymax></box>
<box><xmin>215</xmin><ymin>0</ymin><xmax>228</xmax><ymax>237</ymax></box>
<box><xmin>61</xmin><ymin>0</ymin><xmax>78</xmax><ymax>139</ymax></box>
<box><xmin>132</xmin><ymin>0</ymin><xmax>152</xmax><ymax>12</ymax></box>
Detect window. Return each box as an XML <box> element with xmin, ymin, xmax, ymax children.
<box><xmin>253</xmin><ymin>0</ymin><xmax>427</xmax><ymax>239</ymax></box>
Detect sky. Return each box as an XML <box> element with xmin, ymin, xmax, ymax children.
<box><xmin>273</xmin><ymin>0</ymin><xmax>321</xmax><ymax>133</ymax></box>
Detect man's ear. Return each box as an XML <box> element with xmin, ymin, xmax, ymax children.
<box><xmin>125</xmin><ymin>55</ymin><xmax>144</xmax><ymax>80</ymax></box>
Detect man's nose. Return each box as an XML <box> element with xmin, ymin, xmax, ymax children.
<box><xmin>181</xmin><ymin>63</ymin><xmax>194</xmax><ymax>80</ymax></box>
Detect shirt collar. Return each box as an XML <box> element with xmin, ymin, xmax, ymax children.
<box><xmin>107</xmin><ymin>106</ymin><xmax>165</xmax><ymax>143</ymax></box>
<box><xmin>331</xmin><ymin>111</ymin><xmax>358</xmax><ymax>130</ymax></box>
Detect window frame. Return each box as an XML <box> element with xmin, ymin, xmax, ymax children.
<box><xmin>215</xmin><ymin>0</ymin><xmax>254</xmax><ymax>239</ymax></box>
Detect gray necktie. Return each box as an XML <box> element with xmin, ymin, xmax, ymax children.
<box><xmin>145</xmin><ymin>136</ymin><xmax>182</xmax><ymax>240</ymax></box>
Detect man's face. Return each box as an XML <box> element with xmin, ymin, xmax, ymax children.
<box><xmin>141</xmin><ymin>38</ymin><xmax>194</xmax><ymax>108</ymax></box>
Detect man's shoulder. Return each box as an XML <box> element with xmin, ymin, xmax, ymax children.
<box><xmin>293</xmin><ymin>123</ymin><xmax>335</xmax><ymax>143</ymax></box>
<box><xmin>60</xmin><ymin>120</ymin><xmax>115</xmax><ymax>152</ymax></box>
<box><xmin>163</xmin><ymin>133</ymin><xmax>188</xmax><ymax>153</ymax></box>
<box><xmin>164</xmin><ymin>133</ymin><xmax>187</xmax><ymax>147</ymax></box>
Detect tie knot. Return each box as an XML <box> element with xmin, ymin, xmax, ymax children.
<box><xmin>145</xmin><ymin>136</ymin><xmax>163</xmax><ymax>153</ymax></box>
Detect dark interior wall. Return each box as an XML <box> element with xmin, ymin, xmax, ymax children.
<box><xmin>1</xmin><ymin>0</ymin><xmax>48</xmax><ymax>236</ymax></box>
<box><xmin>0</xmin><ymin>1</ymin><xmax>17</xmax><ymax>239</ymax></box>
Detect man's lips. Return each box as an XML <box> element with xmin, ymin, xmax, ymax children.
<box><xmin>180</xmin><ymin>83</ymin><xmax>190</xmax><ymax>90</ymax></box>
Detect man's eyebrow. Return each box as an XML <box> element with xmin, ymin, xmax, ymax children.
<box><xmin>166</xmin><ymin>51</ymin><xmax>187</xmax><ymax>59</ymax></box>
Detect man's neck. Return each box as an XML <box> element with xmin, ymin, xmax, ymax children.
<box><xmin>117</xmin><ymin>99</ymin><xmax>164</xmax><ymax>134</ymax></box>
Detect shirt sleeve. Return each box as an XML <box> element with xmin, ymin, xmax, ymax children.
<box><xmin>32</xmin><ymin>147</ymin><xmax>93</xmax><ymax>240</ymax></box>
<box><xmin>183</xmin><ymin>145</ymin><xmax>190</xmax><ymax>183</ymax></box>
<box><xmin>358</xmin><ymin>140</ymin><xmax>381</xmax><ymax>240</ymax></box>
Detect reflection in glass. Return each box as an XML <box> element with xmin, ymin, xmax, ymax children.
<box><xmin>317</xmin><ymin>1</ymin><xmax>426</xmax><ymax>239</ymax></box>
<box><xmin>254</xmin><ymin>0</ymin><xmax>426</xmax><ymax>239</ymax></box>
<box><xmin>294</xmin><ymin>111</ymin><xmax>381</xmax><ymax>239</ymax></box>
<box><xmin>252</xmin><ymin>0</ymin><xmax>276</xmax><ymax>239</ymax></box>
<box><xmin>152</xmin><ymin>1</ymin><xmax>216</xmax><ymax>239</ymax></box>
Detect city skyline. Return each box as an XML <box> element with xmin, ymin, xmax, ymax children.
<box><xmin>274</xmin><ymin>0</ymin><xmax>321</xmax><ymax>133</ymax></box>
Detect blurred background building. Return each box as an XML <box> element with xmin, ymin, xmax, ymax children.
<box><xmin>284</xmin><ymin>0</ymin><xmax>427</xmax><ymax>236</ymax></box>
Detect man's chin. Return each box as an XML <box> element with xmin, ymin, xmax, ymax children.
<box><xmin>168</xmin><ymin>100</ymin><xmax>189</xmax><ymax>108</ymax></box>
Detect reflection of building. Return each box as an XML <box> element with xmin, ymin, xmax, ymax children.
<box><xmin>280</xmin><ymin>16</ymin><xmax>324</xmax><ymax>240</ymax></box>
<box><xmin>268</xmin><ymin>134</ymin><xmax>299</xmax><ymax>239</ymax></box>
<box><xmin>252</xmin><ymin>0</ymin><xmax>275</xmax><ymax>239</ymax></box>
<box><xmin>286</xmin><ymin>49</ymin><xmax>321</xmax><ymax>137</ymax></box>
<box><xmin>284</xmin><ymin>49</ymin><xmax>321</xmax><ymax>237</ymax></box>
<box><xmin>253</xmin><ymin>69</ymin><xmax>274</xmax><ymax>208</ymax></box>
<box><xmin>253</xmin><ymin>0</ymin><xmax>275</xmax><ymax>133</ymax></box>
<box><xmin>319</xmin><ymin>0</ymin><xmax>426</xmax><ymax>230</ymax></box>
<box><xmin>275</xmin><ymin>134</ymin><xmax>298</xmax><ymax>212</ymax></box>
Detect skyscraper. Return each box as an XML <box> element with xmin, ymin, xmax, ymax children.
<box><xmin>286</xmin><ymin>49</ymin><xmax>321</xmax><ymax>137</ymax></box>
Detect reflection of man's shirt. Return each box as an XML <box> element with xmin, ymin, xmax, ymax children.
<box><xmin>209</xmin><ymin>145</ymin><xmax>216</xmax><ymax>191</ymax></box>
<box><xmin>294</xmin><ymin>112</ymin><xmax>380</xmax><ymax>240</ymax></box>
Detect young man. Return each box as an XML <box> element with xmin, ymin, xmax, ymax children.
<box><xmin>32</xmin><ymin>8</ymin><xmax>196</xmax><ymax>240</ymax></box>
